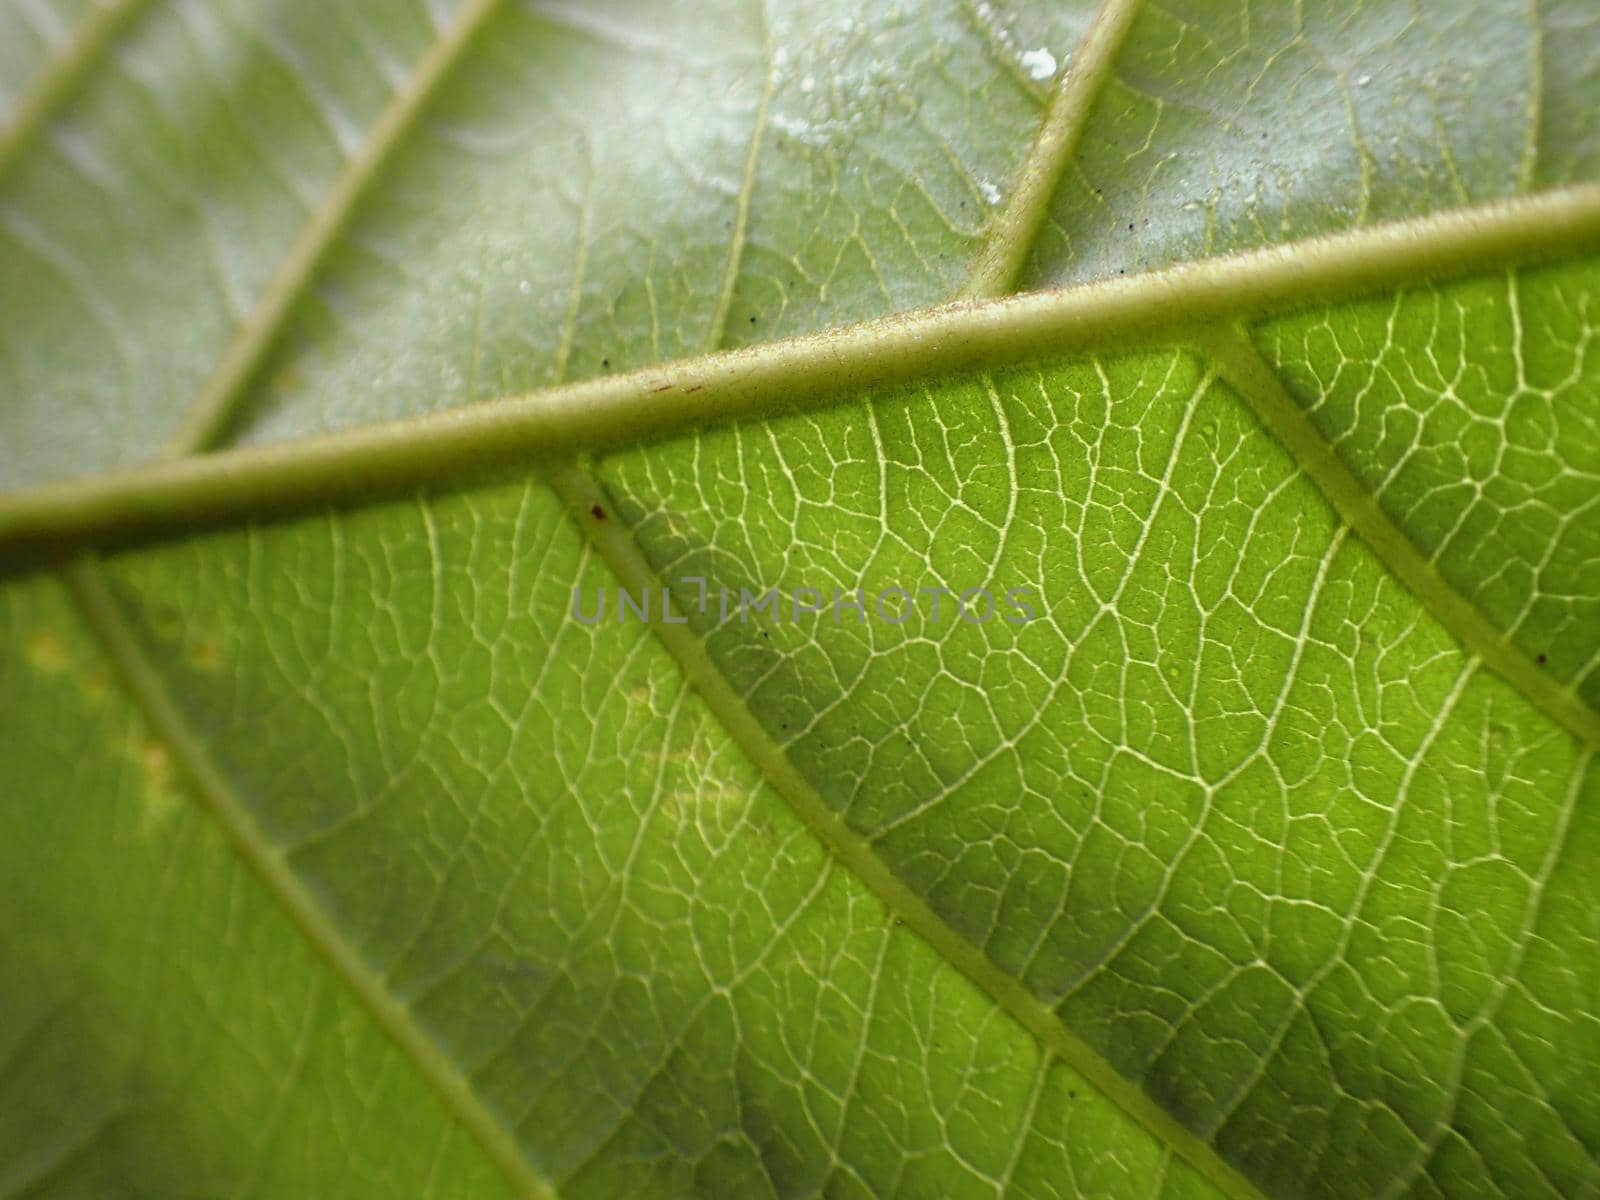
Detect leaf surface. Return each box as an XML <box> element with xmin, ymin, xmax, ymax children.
<box><xmin>1</xmin><ymin>2</ymin><xmax>1597</xmax><ymax>1198</ymax></box>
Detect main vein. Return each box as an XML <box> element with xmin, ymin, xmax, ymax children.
<box><xmin>59</xmin><ymin>556</ymin><xmax>558</xmax><ymax>1200</ymax></box>
<box><xmin>3</xmin><ymin>181</ymin><xmax>1599</xmax><ymax>562</ymax></box>
<box><xmin>15</xmin><ymin>4</ymin><xmax>1591</xmax><ymax>1197</ymax></box>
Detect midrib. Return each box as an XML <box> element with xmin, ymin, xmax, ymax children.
<box><xmin>4</xmin><ymin>181</ymin><xmax>1600</xmax><ymax>560</ymax></box>
<box><xmin>545</xmin><ymin>6</ymin><xmax>1597</xmax><ymax>1198</ymax></box>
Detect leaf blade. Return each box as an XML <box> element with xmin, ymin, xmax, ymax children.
<box><xmin>2</xmin><ymin>2</ymin><xmax>1598</xmax><ymax>1196</ymax></box>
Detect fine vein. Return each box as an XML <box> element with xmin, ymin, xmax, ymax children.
<box><xmin>544</xmin><ymin>463</ymin><xmax>1262</xmax><ymax>1200</ymax></box>
<box><xmin>959</xmin><ymin>0</ymin><xmax>1052</xmax><ymax>105</ymax></box>
<box><xmin>3</xmin><ymin>182</ymin><xmax>1600</xmax><ymax>562</ymax></box>
<box><xmin>160</xmin><ymin>0</ymin><xmax>508</xmax><ymax>456</ymax></box>
<box><xmin>55</xmin><ymin>7</ymin><xmax>544</xmax><ymax>1197</ymax></box>
<box><xmin>956</xmin><ymin>0</ymin><xmax>1144</xmax><ymax>298</ymax></box>
<box><xmin>17</xmin><ymin>9</ymin><xmax>1591</xmax><ymax>1199</ymax></box>
<box><xmin>0</xmin><ymin>0</ymin><xmax>153</xmax><ymax>180</ymax></box>
<box><xmin>1196</xmin><ymin>323</ymin><xmax>1600</xmax><ymax>752</ymax></box>
<box><xmin>703</xmin><ymin>1</ymin><xmax>774</xmax><ymax>354</ymax></box>
<box><xmin>551</xmin><ymin>8</ymin><xmax>1254</xmax><ymax>1192</ymax></box>
<box><xmin>58</xmin><ymin>555</ymin><xmax>557</xmax><ymax>1200</ymax></box>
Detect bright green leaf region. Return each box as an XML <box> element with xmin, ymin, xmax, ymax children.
<box><xmin>1</xmin><ymin>2</ymin><xmax>1597</xmax><ymax>1198</ymax></box>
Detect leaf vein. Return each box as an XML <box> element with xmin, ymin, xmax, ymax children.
<box><xmin>0</xmin><ymin>0</ymin><xmax>154</xmax><ymax>181</ymax></box>
<box><xmin>160</xmin><ymin>0</ymin><xmax>509</xmax><ymax>457</ymax></box>
<box><xmin>541</xmin><ymin>459</ymin><xmax>1265</xmax><ymax>1200</ymax></box>
<box><xmin>957</xmin><ymin>0</ymin><xmax>1145</xmax><ymax>298</ymax></box>
<box><xmin>7</xmin><ymin>183</ymin><xmax>1599</xmax><ymax>565</ymax></box>
<box><xmin>57</xmin><ymin>555</ymin><xmax>559</xmax><ymax>1200</ymax></box>
<box><xmin>1196</xmin><ymin>323</ymin><xmax>1600</xmax><ymax>750</ymax></box>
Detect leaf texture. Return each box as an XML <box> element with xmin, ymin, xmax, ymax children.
<box><xmin>1</xmin><ymin>2</ymin><xmax>1597</xmax><ymax>1198</ymax></box>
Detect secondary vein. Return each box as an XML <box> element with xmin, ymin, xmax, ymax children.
<box><xmin>0</xmin><ymin>0</ymin><xmax>153</xmax><ymax>181</ymax></box>
<box><xmin>547</xmin><ymin>7</ymin><xmax>1260</xmax><ymax>1195</ymax></box>
<box><xmin>544</xmin><ymin>463</ymin><xmax>1263</xmax><ymax>1200</ymax></box>
<box><xmin>159</xmin><ymin>0</ymin><xmax>509</xmax><ymax>457</ymax></box>
<box><xmin>58</xmin><ymin>555</ymin><xmax>558</xmax><ymax>1200</ymax></box>
<box><xmin>703</xmin><ymin>0</ymin><xmax>775</xmax><ymax>355</ymax></box>
<box><xmin>955</xmin><ymin>0</ymin><xmax>1144</xmax><ymax>298</ymax></box>
<box><xmin>51</xmin><ymin>6</ymin><xmax>560</xmax><ymax>1198</ymax></box>
<box><xmin>1195</xmin><ymin>322</ymin><xmax>1600</xmax><ymax>752</ymax></box>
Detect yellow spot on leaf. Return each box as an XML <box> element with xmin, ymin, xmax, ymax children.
<box><xmin>140</xmin><ymin>738</ymin><xmax>172</xmax><ymax>791</ymax></box>
<box><xmin>135</xmin><ymin>737</ymin><xmax>180</xmax><ymax>829</ymax></box>
<box><xmin>26</xmin><ymin>629</ymin><xmax>68</xmax><ymax>671</ymax></box>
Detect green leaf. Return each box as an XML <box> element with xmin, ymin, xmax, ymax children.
<box><xmin>1</xmin><ymin>2</ymin><xmax>1596</xmax><ymax>1198</ymax></box>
